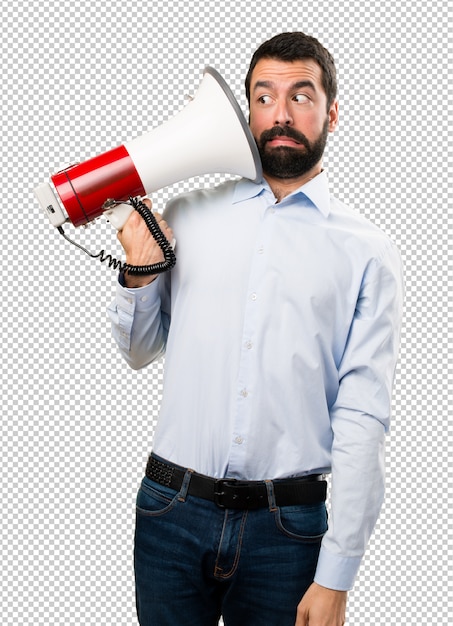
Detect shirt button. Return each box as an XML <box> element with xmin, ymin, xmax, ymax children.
<box><xmin>140</xmin><ymin>295</ymin><xmax>148</xmax><ymax>302</ymax></box>
<box><xmin>244</xmin><ymin>341</ymin><xmax>253</xmax><ymax>350</ymax></box>
<box><xmin>257</xmin><ymin>246</ymin><xmax>264</xmax><ymax>254</ymax></box>
<box><xmin>251</xmin><ymin>293</ymin><xmax>257</xmax><ymax>301</ymax></box>
<box><xmin>234</xmin><ymin>436</ymin><xmax>244</xmax><ymax>445</ymax></box>
<box><xmin>240</xmin><ymin>388</ymin><xmax>248</xmax><ymax>398</ymax></box>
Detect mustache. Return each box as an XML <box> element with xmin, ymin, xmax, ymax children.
<box><xmin>259</xmin><ymin>126</ymin><xmax>311</xmax><ymax>149</ymax></box>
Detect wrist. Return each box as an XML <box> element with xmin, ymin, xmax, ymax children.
<box><xmin>312</xmin><ymin>582</ymin><xmax>348</xmax><ymax>597</ymax></box>
<box><xmin>121</xmin><ymin>272</ymin><xmax>157</xmax><ymax>288</ymax></box>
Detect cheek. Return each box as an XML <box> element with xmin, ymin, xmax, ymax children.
<box><xmin>294</xmin><ymin>112</ymin><xmax>326</xmax><ymax>138</ymax></box>
<box><xmin>249</xmin><ymin>107</ymin><xmax>273</xmax><ymax>134</ymax></box>
<box><xmin>249</xmin><ymin>118</ymin><xmax>264</xmax><ymax>141</ymax></box>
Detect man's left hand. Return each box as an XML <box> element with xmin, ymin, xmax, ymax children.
<box><xmin>295</xmin><ymin>582</ymin><xmax>347</xmax><ymax>625</ymax></box>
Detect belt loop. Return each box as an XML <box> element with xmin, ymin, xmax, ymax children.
<box><xmin>178</xmin><ymin>469</ymin><xmax>194</xmax><ymax>502</ymax></box>
<box><xmin>265</xmin><ymin>480</ymin><xmax>278</xmax><ymax>512</ymax></box>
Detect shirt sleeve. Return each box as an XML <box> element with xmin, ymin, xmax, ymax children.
<box><xmin>314</xmin><ymin>242</ymin><xmax>404</xmax><ymax>590</ymax></box>
<box><xmin>107</xmin><ymin>273</ymin><xmax>171</xmax><ymax>370</ymax></box>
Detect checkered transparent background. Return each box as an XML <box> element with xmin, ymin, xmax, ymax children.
<box><xmin>2</xmin><ymin>0</ymin><xmax>451</xmax><ymax>624</ymax></box>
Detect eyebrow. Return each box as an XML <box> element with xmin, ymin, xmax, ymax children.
<box><xmin>253</xmin><ymin>79</ymin><xmax>317</xmax><ymax>92</ymax></box>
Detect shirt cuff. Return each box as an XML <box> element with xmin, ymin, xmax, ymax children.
<box><xmin>116</xmin><ymin>274</ymin><xmax>162</xmax><ymax>313</ymax></box>
<box><xmin>110</xmin><ymin>276</ymin><xmax>162</xmax><ymax>352</ymax></box>
<box><xmin>313</xmin><ymin>545</ymin><xmax>362</xmax><ymax>591</ymax></box>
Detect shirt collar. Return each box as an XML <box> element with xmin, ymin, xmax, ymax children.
<box><xmin>233</xmin><ymin>169</ymin><xmax>331</xmax><ymax>218</ymax></box>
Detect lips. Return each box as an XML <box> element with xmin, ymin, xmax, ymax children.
<box><xmin>267</xmin><ymin>136</ymin><xmax>301</xmax><ymax>147</ymax></box>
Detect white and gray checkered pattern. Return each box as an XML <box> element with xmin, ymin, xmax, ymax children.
<box><xmin>2</xmin><ymin>0</ymin><xmax>451</xmax><ymax>624</ymax></box>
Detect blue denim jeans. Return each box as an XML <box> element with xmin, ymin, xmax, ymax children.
<box><xmin>134</xmin><ymin>470</ymin><xmax>327</xmax><ymax>626</ymax></box>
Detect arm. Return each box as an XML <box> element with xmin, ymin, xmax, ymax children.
<box><xmin>297</xmin><ymin>243</ymin><xmax>404</xmax><ymax>624</ymax></box>
<box><xmin>107</xmin><ymin>199</ymin><xmax>174</xmax><ymax>369</ymax></box>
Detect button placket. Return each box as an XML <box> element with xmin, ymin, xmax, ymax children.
<box><xmin>228</xmin><ymin>201</ymin><xmax>273</xmax><ymax>474</ymax></box>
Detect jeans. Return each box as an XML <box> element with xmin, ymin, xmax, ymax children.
<box><xmin>134</xmin><ymin>470</ymin><xmax>327</xmax><ymax>626</ymax></box>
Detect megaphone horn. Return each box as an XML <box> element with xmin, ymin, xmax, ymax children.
<box><xmin>34</xmin><ymin>67</ymin><xmax>262</xmax><ymax>231</ymax></box>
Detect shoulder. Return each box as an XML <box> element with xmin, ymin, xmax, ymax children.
<box><xmin>327</xmin><ymin>194</ymin><xmax>399</xmax><ymax>264</ymax></box>
<box><xmin>164</xmin><ymin>178</ymin><xmax>238</xmax><ymax>217</ymax></box>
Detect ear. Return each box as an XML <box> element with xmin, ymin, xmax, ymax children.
<box><xmin>328</xmin><ymin>99</ymin><xmax>339</xmax><ymax>132</ymax></box>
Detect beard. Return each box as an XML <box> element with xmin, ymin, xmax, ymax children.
<box><xmin>256</xmin><ymin>119</ymin><xmax>329</xmax><ymax>180</ymax></box>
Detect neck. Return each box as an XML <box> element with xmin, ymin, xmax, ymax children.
<box><xmin>264</xmin><ymin>165</ymin><xmax>323</xmax><ymax>203</ymax></box>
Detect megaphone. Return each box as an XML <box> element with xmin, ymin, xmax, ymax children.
<box><xmin>34</xmin><ymin>67</ymin><xmax>262</xmax><ymax>231</ymax></box>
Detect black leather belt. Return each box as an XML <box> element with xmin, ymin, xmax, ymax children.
<box><xmin>146</xmin><ymin>455</ymin><xmax>327</xmax><ymax>510</ymax></box>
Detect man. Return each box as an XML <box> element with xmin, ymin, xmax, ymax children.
<box><xmin>108</xmin><ymin>32</ymin><xmax>403</xmax><ymax>625</ymax></box>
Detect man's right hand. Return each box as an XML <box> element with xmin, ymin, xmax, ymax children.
<box><xmin>117</xmin><ymin>198</ymin><xmax>174</xmax><ymax>288</ymax></box>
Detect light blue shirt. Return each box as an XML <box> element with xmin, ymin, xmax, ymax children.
<box><xmin>108</xmin><ymin>171</ymin><xmax>403</xmax><ymax>590</ymax></box>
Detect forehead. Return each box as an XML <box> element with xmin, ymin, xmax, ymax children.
<box><xmin>251</xmin><ymin>58</ymin><xmax>324</xmax><ymax>91</ymax></box>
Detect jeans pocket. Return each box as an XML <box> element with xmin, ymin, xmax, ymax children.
<box><xmin>136</xmin><ymin>477</ymin><xmax>179</xmax><ymax>517</ymax></box>
<box><xmin>275</xmin><ymin>501</ymin><xmax>328</xmax><ymax>542</ymax></box>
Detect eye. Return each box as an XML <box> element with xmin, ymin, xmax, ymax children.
<box><xmin>293</xmin><ymin>93</ymin><xmax>310</xmax><ymax>103</ymax></box>
<box><xmin>257</xmin><ymin>94</ymin><xmax>273</xmax><ymax>105</ymax></box>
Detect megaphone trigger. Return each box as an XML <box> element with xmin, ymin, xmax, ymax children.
<box><xmin>103</xmin><ymin>201</ymin><xmax>135</xmax><ymax>230</ymax></box>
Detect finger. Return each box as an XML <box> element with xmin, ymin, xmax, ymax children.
<box><xmin>154</xmin><ymin>214</ymin><xmax>172</xmax><ymax>234</ymax></box>
<box><xmin>294</xmin><ymin>610</ymin><xmax>306</xmax><ymax>626</ymax></box>
<box><xmin>159</xmin><ymin>221</ymin><xmax>174</xmax><ymax>244</ymax></box>
<box><xmin>142</xmin><ymin>197</ymin><xmax>152</xmax><ymax>210</ymax></box>
<box><xmin>295</xmin><ymin>602</ymin><xmax>309</xmax><ymax>626</ymax></box>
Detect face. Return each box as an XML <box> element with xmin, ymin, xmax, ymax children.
<box><xmin>249</xmin><ymin>58</ymin><xmax>339</xmax><ymax>181</ymax></box>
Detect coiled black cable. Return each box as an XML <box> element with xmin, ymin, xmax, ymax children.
<box><xmin>57</xmin><ymin>197</ymin><xmax>176</xmax><ymax>276</ymax></box>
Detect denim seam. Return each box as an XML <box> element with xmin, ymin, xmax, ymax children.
<box><xmin>274</xmin><ymin>505</ymin><xmax>328</xmax><ymax>543</ymax></box>
<box><xmin>214</xmin><ymin>510</ymin><xmax>248</xmax><ymax>580</ymax></box>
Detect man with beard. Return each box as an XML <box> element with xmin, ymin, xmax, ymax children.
<box><xmin>108</xmin><ymin>33</ymin><xmax>403</xmax><ymax>626</ymax></box>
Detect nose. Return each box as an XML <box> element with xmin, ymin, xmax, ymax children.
<box><xmin>274</xmin><ymin>101</ymin><xmax>293</xmax><ymax>126</ymax></box>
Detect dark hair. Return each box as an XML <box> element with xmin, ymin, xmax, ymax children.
<box><xmin>245</xmin><ymin>32</ymin><xmax>337</xmax><ymax>110</ymax></box>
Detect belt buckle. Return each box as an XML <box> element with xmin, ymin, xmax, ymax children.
<box><xmin>214</xmin><ymin>479</ymin><xmax>239</xmax><ymax>508</ymax></box>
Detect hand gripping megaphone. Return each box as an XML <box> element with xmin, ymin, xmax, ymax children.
<box><xmin>34</xmin><ymin>67</ymin><xmax>262</xmax><ymax>235</ymax></box>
